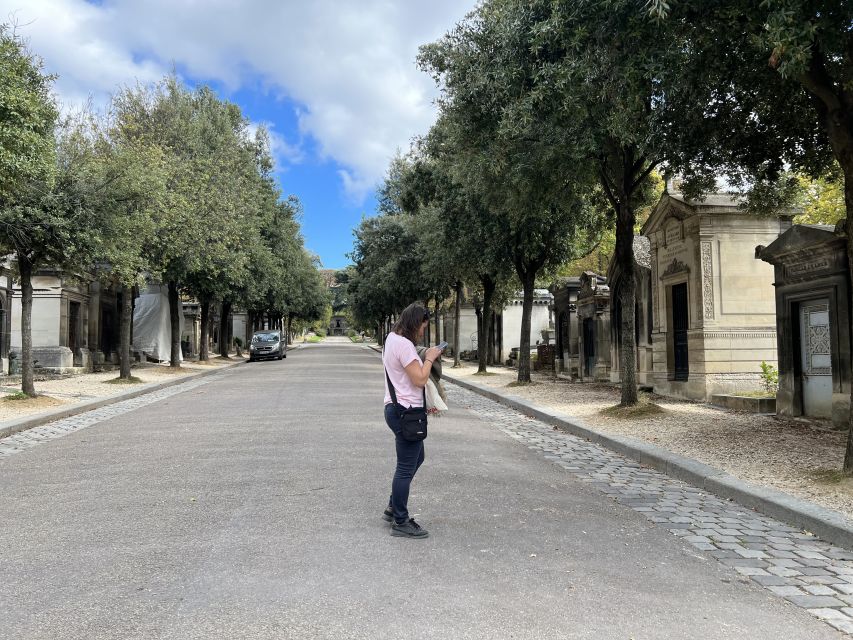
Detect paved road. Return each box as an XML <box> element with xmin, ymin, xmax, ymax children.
<box><xmin>0</xmin><ymin>341</ymin><xmax>840</xmax><ymax>639</ymax></box>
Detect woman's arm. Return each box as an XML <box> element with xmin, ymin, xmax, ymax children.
<box><xmin>403</xmin><ymin>347</ymin><xmax>442</xmax><ymax>387</ymax></box>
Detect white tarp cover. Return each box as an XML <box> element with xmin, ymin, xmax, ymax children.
<box><xmin>132</xmin><ymin>286</ymin><xmax>183</xmax><ymax>362</ymax></box>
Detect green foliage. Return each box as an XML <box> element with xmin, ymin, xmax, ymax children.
<box><xmin>104</xmin><ymin>376</ymin><xmax>143</xmax><ymax>385</ymax></box>
<box><xmin>760</xmin><ymin>361</ymin><xmax>780</xmax><ymax>395</ymax></box>
<box><xmin>794</xmin><ymin>170</ymin><xmax>845</xmax><ymax>226</ymax></box>
<box><xmin>0</xmin><ymin>26</ymin><xmax>58</xmax><ymax>204</ymax></box>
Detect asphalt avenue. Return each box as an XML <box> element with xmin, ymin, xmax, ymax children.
<box><xmin>0</xmin><ymin>340</ymin><xmax>841</xmax><ymax>639</ymax></box>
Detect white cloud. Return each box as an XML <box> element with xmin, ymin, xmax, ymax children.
<box><xmin>0</xmin><ymin>0</ymin><xmax>473</xmax><ymax>202</ymax></box>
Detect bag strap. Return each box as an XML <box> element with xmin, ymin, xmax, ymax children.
<box><xmin>384</xmin><ymin>366</ymin><xmax>399</xmax><ymax>405</ymax></box>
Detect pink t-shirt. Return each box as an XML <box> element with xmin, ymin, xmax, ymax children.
<box><xmin>383</xmin><ymin>332</ymin><xmax>423</xmax><ymax>407</ymax></box>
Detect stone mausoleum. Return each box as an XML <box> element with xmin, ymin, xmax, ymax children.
<box><xmin>757</xmin><ymin>224</ymin><xmax>851</xmax><ymax>426</ymax></box>
<box><xmin>8</xmin><ymin>268</ymin><xmax>99</xmax><ymax>372</ymax></box>
<box><xmin>550</xmin><ymin>277</ymin><xmax>581</xmax><ymax>377</ymax></box>
<box><xmin>642</xmin><ymin>193</ymin><xmax>793</xmax><ymax>400</ymax></box>
<box><xmin>575</xmin><ymin>271</ymin><xmax>611</xmax><ymax>382</ymax></box>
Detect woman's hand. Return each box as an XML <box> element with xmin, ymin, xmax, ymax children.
<box><xmin>404</xmin><ymin>349</ymin><xmax>441</xmax><ymax>388</ymax></box>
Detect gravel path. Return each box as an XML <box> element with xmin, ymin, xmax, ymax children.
<box><xmin>447</xmin><ymin>364</ymin><xmax>853</xmax><ymax>520</ymax></box>
<box><xmin>0</xmin><ymin>358</ymin><xmax>235</xmax><ymax>422</ymax></box>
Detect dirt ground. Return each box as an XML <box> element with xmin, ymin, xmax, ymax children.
<box><xmin>447</xmin><ymin>363</ymin><xmax>853</xmax><ymax>521</ymax></box>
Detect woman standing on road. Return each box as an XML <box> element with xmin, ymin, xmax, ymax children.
<box><xmin>382</xmin><ymin>303</ymin><xmax>443</xmax><ymax>538</ymax></box>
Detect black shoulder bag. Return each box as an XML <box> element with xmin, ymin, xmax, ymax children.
<box><xmin>385</xmin><ymin>367</ymin><xmax>428</xmax><ymax>442</ymax></box>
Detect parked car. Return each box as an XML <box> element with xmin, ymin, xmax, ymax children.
<box><xmin>249</xmin><ymin>330</ymin><xmax>286</xmax><ymax>362</ymax></box>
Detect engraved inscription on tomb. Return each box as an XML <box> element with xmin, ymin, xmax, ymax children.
<box><xmin>665</xmin><ymin>223</ymin><xmax>682</xmax><ymax>247</ymax></box>
<box><xmin>787</xmin><ymin>259</ymin><xmax>830</xmax><ymax>278</ymax></box>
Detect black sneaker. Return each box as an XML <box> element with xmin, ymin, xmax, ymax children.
<box><xmin>391</xmin><ymin>518</ymin><xmax>429</xmax><ymax>538</ymax></box>
<box><xmin>382</xmin><ymin>506</ymin><xmax>393</xmax><ymax>522</ymax></box>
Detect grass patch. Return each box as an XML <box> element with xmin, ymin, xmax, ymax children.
<box><xmin>306</xmin><ymin>336</ymin><xmax>324</xmax><ymax>343</ymax></box>
<box><xmin>3</xmin><ymin>391</ymin><xmax>31</xmax><ymax>401</ymax></box>
<box><xmin>810</xmin><ymin>468</ymin><xmax>853</xmax><ymax>486</ymax></box>
<box><xmin>729</xmin><ymin>390</ymin><xmax>775</xmax><ymax>399</ymax></box>
<box><xmin>473</xmin><ymin>371</ymin><xmax>499</xmax><ymax>376</ymax></box>
<box><xmin>600</xmin><ymin>396</ymin><xmax>666</xmax><ymax>419</ymax></box>
<box><xmin>104</xmin><ymin>376</ymin><xmax>144</xmax><ymax>385</ymax></box>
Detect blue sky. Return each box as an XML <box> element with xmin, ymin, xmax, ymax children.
<box><xmin>219</xmin><ymin>82</ymin><xmax>375</xmax><ymax>270</ymax></box>
<box><xmin>2</xmin><ymin>0</ymin><xmax>474</xmax><ymax>269</ymax></box>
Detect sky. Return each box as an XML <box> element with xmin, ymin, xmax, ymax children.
<box><xmin>1</xmin><ymin>0</ymin><xmax>474</xmax><ymax>269</ymax></box>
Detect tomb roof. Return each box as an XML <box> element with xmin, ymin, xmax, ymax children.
<box><xmin>642</xmin><ymin>192</ymin><xmax>796</xmax><ymax>236</ymax></box>
<box><xmin>756</xmin><ymin>224</ymin><xmax>845</xmax><ymax>266</ymax></box>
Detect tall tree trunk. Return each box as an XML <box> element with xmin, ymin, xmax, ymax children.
<box><xmin>517</xmin><ymin>272</ymin><xmax>536</xmax><ymax>383</ymax></box>
<box><xmin>19</xmin><ymin>255</ymin><xmax>35</xmax><ymax>397</ymax></box>
<box><xmin>119</xmin><ymin>284</ymin><xmax>133</xmax><ymax>379</ymax></box>
<box><xmin>287</xmin><ymin>314</ymin><xmax>293</xmax><ymax>345</ymax></box>
<box><xmin>454</xmin><ymin>280</ymin><xmax>462</xmax><ymax>367</ymax></box>
<box><xmin>168</xmin><ymin>281</ymin><xmax>181</xmax><ymax>368</ymax></box>
<box><xmin>199</xmin><ymin>297</ymin><xmax>211</xmax><ymax>362</ymax></box>
<box><xmin>220</xmin><ymin>300</ymin><xmax>232</xmax><ymax>358</ymax></box>
<box><xmin>434</xmin><ymin>298</ymin><xmax>440</xmax><ymax>345</ymax></box>
<box><xmin>616</xmin><ymin>201</ymin><xmax>639</xmax><ymax>406</ymax></box>
<box><xmin>477</xmin><ymin>276</ymin><xmax>495</xmax><ymax>374</ymax></box>
<box><xmin>842</xmin><ymin>163</ymin><xmax>853</xmax><ymax>472</ymax></box>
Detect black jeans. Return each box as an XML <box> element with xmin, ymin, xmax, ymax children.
<box><xmin>385</xmin><ymin>403</ymin><xmax>425</xmax><ymax>524</ymax></box>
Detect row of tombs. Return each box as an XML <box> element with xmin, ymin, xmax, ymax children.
<box><xmin>0</xmin><ymin>191</ymin><xmax>848</xmax><ymax>426</ymax></box>
<box><xmin>454</xmin><ymin>192</ymin><xmax>849</xmax><ymax>428</ymax></box>
<box><xmin>0</xmin><ymin>277</ymin><xmax>243</xmax><ymax>376</ymax></box>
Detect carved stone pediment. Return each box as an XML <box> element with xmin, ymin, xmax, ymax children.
<box><xmin>661</xmin><ymin>258</ymin><xmax>690</xmax><ymax>279</ymax></box>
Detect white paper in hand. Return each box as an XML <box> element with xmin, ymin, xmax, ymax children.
<box><xmin>425</xmin><ymin>378</ymin><xmax>448</xmax><ymax>414</ymax></box>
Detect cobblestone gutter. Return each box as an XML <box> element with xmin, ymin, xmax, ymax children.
<box><xmin>448</xmin><ymin>383</ymin><xmax>853</xmax><ymax>635</ymax></box>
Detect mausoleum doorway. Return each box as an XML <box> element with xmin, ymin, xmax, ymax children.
<box><xmin>69</xmin><ymin>301</ymin><xmax>82</xmax><ymax>367</ymax></box>
<box><xmin>671</xmin><ymin>282</ymin><xmax>689</xmax><ymax>381</ymax></box>
<box><xmin>0</xmin><ymin>295</ymin><xmax>6</xmax><ymax>360</ymax></box>
<box><xmin>798</xmin><ymin>299</ymin><xmax>833</xmax><ymax>418</ymax></box>
<box><xmin>582</xmin><ymin>317</ymin><xmax>595</xmax><ymax>377</ymax></box>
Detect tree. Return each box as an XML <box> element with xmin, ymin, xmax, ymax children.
<box><xmin>113</xmin><ymin>77</ymin><xmax>248</xmax><ymax>366</ymax></box>
<box><xmin>795</xmin><ymin>171</ymin><xmax>845</xmax><ymax>226</ymax></box>
<box><xmin>88</xmin><ymin>105</ymin><xmax>167</xmax><ymax>379</ymax></box>
<box><xmin>1</xmin><ymin>115</ymin><xmax>98</xmax><ymax>396</ymax></box>
<box><xmin>349</xmin><ymin>211</ymin><xmax>429</xmax><ymax>340</ymax></box>
<box><xmin>646</xmin><ymin>0</ymin><xmax>853</xmax><ymax>469</ymax></box>
<box><xmin>0</xmin><ymin>26</ymin><xmax>60</xmax><ymax>396</ymax></box>
<box><xmin>419</xmin><ymin>4</ymin><xmax>607</xmax><ymax>382</ymax></box>
<box><xmin>0</xmin><ymin>26</ymin><xmax>57</xmax><ymax>202</ymax></box>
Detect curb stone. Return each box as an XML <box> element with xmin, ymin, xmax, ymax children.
<box><xmin>441</xmin><ymin>371</ymin><xmax>853</xmax><ymax>550</ymax></box>
<box><xmin>0</xmin><ymin>360</ymin><xmax>246</xmax><ymax>440</ymax></box>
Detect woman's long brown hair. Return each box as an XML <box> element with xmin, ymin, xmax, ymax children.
<box><xmin>392</xmin><ymin>303</ymin><xmax>429</xmax><ymax>345</ymax></box>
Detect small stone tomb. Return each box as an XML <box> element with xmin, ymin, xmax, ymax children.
<box><xmin>756</xmin><ymin>224</ymin><xmax>851</xmax><ymax>426</ymax></box>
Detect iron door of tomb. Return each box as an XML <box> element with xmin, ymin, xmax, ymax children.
<box><xmin>0</xmin><ymin>296</ymin><xmax>5</xmax><ymax>359</ymax></box>
<box><xmin>69</xmin><ymin>301</ymin><xmax>82</xmax><ymax>367</ymax></box>
<box><xmin>582</xmin><ymin>317</ymin><xmax>595</xmax><ymax>377</ymax></box>
<box><xmin>672</xmin><ymin>283</ymin><xmax>689</xmax><ymax>381</ymax></box>
<box><xmin>800</xmin><ymin>300</ymin><xmax>832</xmax><ymax>418</ymax></box>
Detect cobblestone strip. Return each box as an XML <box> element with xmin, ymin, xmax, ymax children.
<box><xmin>447</xmin><ymin>384</ymin><xmax>853</xmax><ymax>635</ymax></box>
<box><xmin>0</xmin><ymin>372</ymin><xmax>231</xmax><ymax>458</ymax></box>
